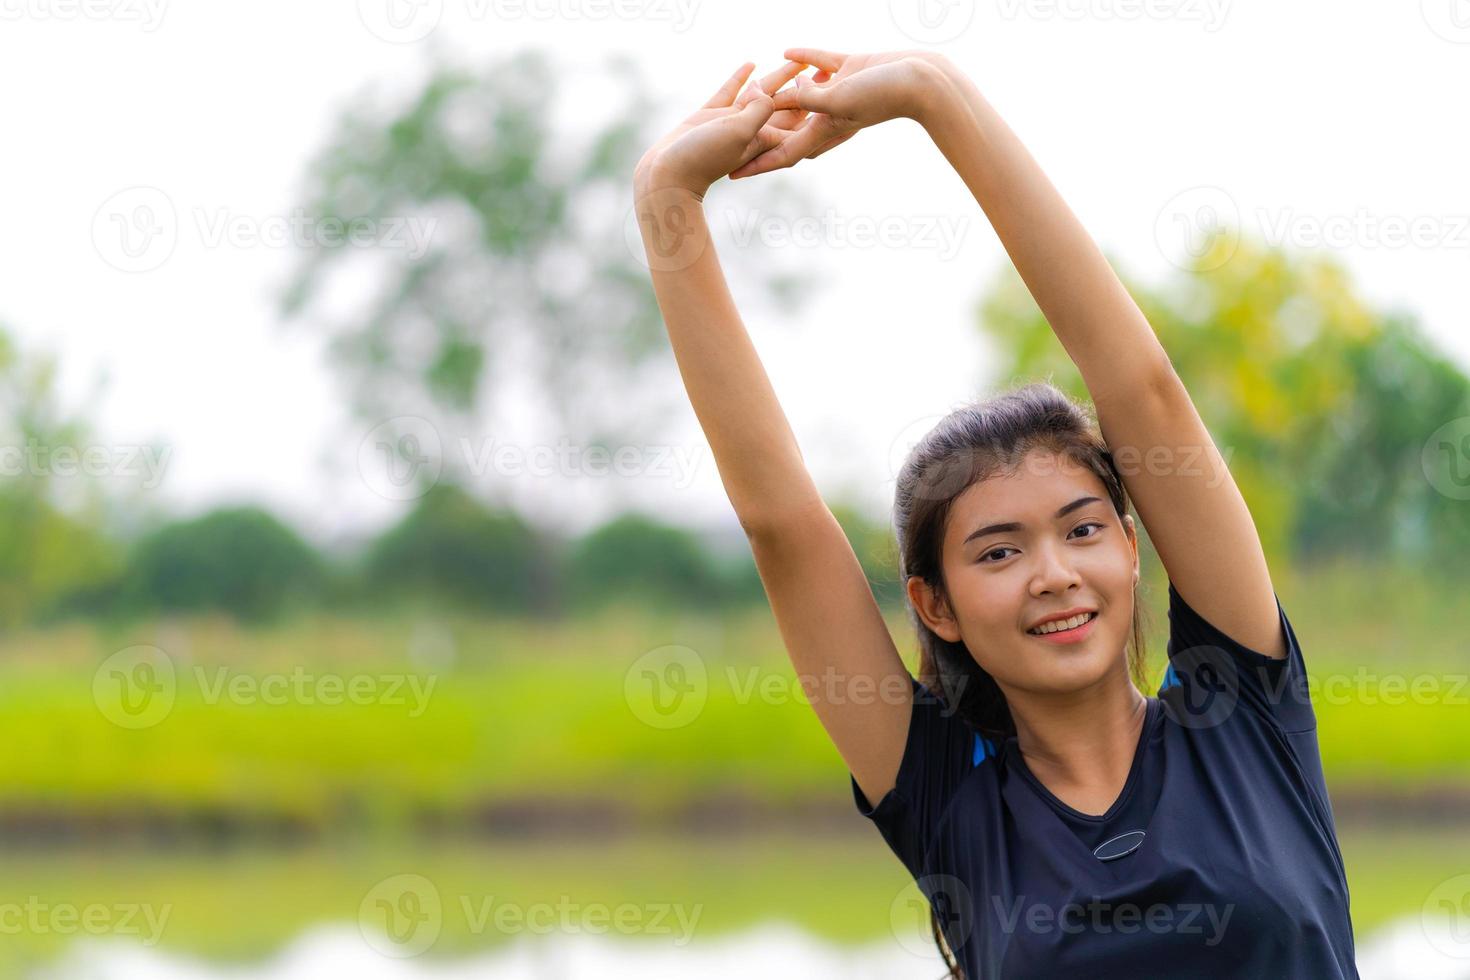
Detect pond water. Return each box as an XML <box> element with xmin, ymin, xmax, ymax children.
<box><xmin>9</xmin><ymin>826</ymin><xmax>1470</xmax><ymax>979</ymax></box>
<box><xmin>30</xmin><ymin>917</ymin><xmax>1470</xmax><ymax>980</ymax></box>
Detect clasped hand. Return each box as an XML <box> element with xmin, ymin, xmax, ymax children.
<box><xmin>634</xmin><ymin>48</ymin><xmax>951</xmax><ymax>199</ymax></box>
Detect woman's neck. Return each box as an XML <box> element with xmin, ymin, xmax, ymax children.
<box><xmin>1005</xmin><ymin>668</ymin><xmax>1150</xmax><ymax>816</ymax></box>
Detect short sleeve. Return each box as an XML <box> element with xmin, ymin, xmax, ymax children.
<box><xmin>849</xmin><ymin>674</ymin><xmax>982</xmax><ymax>876</ymax></box>
<box><xmin>1160</xmin><ymin>580</ymin><xmax>1316</xmax><ymax>734</ymax></box>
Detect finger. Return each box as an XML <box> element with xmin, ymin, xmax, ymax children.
<box><xmin>729</xmin><ymin>91</ymin><xmax>776</xmax><ymax>132</ymax></box>
<box><xmin>783</xmin><ymin>47</ymin><xmax>846</xmax><ymax>72</ymax></box>
<box><xmin>704</xmin><ymin>61</ymin><xmax>755</xmax><ymax>108</ymax></box>
<box><xmin>729</xmin><ymin>115</ymin><xmax>839</xmax><ymax>178</ymax></box>
<box><xmin>770</xmin><ymin>75</ymin><xmax>835</xmax><ymax>114</ymax></box>
<box><xmin>807</xmin><ymin>130</ymin><xmax>856</xmax><ymax>159</ymax></box>
<box><xmin>735</xmin><ymin>61</ymin><xmax>807</xmax><ymax>110</ymax></box>
<box><xmin>755</xmin><ymin>60</ymin><xmax>807</xmax><ymax>96</ymax></box>
<box><xmin>769</xmin><ymin>106</ymin><xmax>810</xmax><ymax>129</ymax></box>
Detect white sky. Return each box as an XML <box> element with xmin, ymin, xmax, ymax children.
<box><xmin>2</xmin><ymin>0</ymin><xmax>1467</xmax><ymax>550</ymax></box>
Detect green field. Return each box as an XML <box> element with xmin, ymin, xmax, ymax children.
<box><xmin>0</xmin><ymin>558</ymin><xmax>1465</xmax><ymax>828</ymax></box>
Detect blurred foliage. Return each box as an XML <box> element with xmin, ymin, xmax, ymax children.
<box><xmin>0</xmin><ymin>326</ymin><xmax>128</xmax><ymax>629</ymax></box>
<box><xmin>563</xmin><ymin>511</ymin><xmax>731</xmax><ymax>612</ymax></box>
<box><xmin>360</xmin><ymin>482</ymin><xmax>552</xmax><ymax>615</ymax></box>
<box><xmin>977</xmin><ymin>231</ymin><xmax>1470</xmax><ymax>572</ymax></box>
<box><xmin>121</xmin><ymin>507</ymin><xmax>326</xmax><ymax>623</ymax></box>
<box><xmin>830</xmin><ymin>501</ymin><xmax>904</xmax><ymax>609</ymax></box>
<box><xmin>278</xmin><ymin>48</ymin><xmax>810</xmax><ymax>493</ymax></box>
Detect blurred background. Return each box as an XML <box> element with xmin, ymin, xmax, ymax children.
<box><xmin>2</xmin><ymin>1</ymin><xmax>1469</xmax><ymax>977</ymax></box>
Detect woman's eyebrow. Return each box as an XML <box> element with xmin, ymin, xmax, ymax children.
<box><xmin>962</xmin><ymin>495</ymin><xmax>1104</xmax><ymax>546</ymax></box>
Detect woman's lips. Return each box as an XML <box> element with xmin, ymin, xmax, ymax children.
<box><xmin>1026</xmin><ymin>610</ymin><xmax>1098</xmax><ymax>644</ymax></box>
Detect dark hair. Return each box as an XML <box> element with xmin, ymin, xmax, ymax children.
<box><xmin>891</xmin><ymin>381</ymin><xmax>1152</xmax><ymax>978</ymax></box>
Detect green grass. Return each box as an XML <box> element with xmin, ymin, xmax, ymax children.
<box><xmin>0</xmin><ymin>559</ymin><xmax>1466</xmax><ymax>828</ymax></box>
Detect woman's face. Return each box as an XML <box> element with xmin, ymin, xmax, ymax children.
<box><xmin>912</xmin><ymin>447</ymin><xmax>1139</xmax><ymax>699</ymax></box>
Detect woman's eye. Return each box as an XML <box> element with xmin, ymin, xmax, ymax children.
<box><xmin>980</xmin><ymin>547</ymin><xmax>1014</xmax><ymax>563</ymax></box>
<box><xmin>1073</xmin><ymin>521</ymin><xmax>1106</xmax><ymax>539</ymax></box>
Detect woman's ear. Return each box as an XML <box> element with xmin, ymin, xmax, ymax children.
<box><xmin>907</xmin><ymin>575</ymin><xmax>962</xmax><ymax>643</ymax></box>
<box><xmin>1122</xmin><ymin>513</ymin><xmax>1141</xmax><ymax>585</ymax></box>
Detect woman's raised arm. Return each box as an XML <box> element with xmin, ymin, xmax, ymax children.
<box><xmin>740</xmin><ymin>50</ymin><xmax>1283</xmax><ymax>658</ymax></box>
<box><xmin>633</xmin><ymin>64</ymin><xmax>917</xmax><ymax>807</ymax></box>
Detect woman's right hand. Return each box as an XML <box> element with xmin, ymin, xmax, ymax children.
<box><xmin>728</xmin><ymin>48</ymin><xmax>955</xmax><ymax>179</ymax></box>
<box><xmin>634</xmin><ymin>60</ymin><xmax>808</xmax><ymax>199</ymax></box>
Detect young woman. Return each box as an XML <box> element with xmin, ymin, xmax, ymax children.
<box><xmin>632</xmin><ymin>51</ymin><xmax>1356</xmax><ymax>978</ymax></box>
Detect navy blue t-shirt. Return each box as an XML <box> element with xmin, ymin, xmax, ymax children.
<box><xmin>851</xmin><ymin>581</ymin><xmax>1357</xmax><ymax>978</ymax></box>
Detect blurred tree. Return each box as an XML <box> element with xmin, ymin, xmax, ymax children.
<box><xmin>124</xmin><ymin>507</ymin><xmax>325</xmax><ymax>623</ymax></box>
<box><xmin>976</xmin><ymin>232</ymin><xmax>1470</xmax><ymax>570</ymax></box>
<box><xmin>564</xmin><ymin>512</ymin><xmax>727</xmax><ymax>612</ymax></box>
<box><xmin>279</xmin><ymin>49</ymin><xmax>811</xmax><ymax>513</ymax></box>
<box><xmin>361</xmin><ymin>481</ymin><xmax>550</xmax><ymax>614</ymax></box>
<box><xmin>0</xmin><ymin>327</ymin><xmax>128</xmax><ymax>627</ymax></box>
<box><xmin>830</xmin><ymin>500</ymin><xmax>904</xmax><ymax>610</ymax></box>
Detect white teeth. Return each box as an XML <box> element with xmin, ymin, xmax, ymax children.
<box><xmin>1029</xmin><ymin>611</ymin><xmax>1095</xmax><ymax>635</ymax></box>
